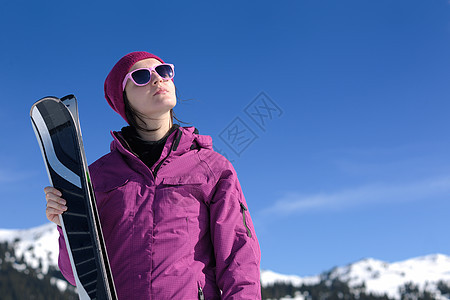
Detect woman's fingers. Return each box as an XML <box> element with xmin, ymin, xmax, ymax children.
<box><xmin>46</xmin><ymin>204</ymin><xmax>65</xmax><ymax>226</ymax></box>
<box><xmin>45</xmin><ymin>191</ymin><xmax>66</xmax><ymax>205</ymax></box>
<box><xmin>46</xmin><ymin>210</ymin><xmax>61</xmax><ymax>226</ymax></box>
<box><xmin>44</xmin><ymin>186</ymin><xmax>66</xmax><ymax>226</ymax></box>
<box><xmin>44</xmin><ymin>186</ymin><xmax>62</xmax><ymax>197</ymax></box>
<box><xmin>45</xmin><ymin>187</ymin><xmax>65</xmax><ymax>205</ymax></box>
<box><xmin>46</xmin><ymin>198</ymin><xmax>68</xmax><ymax>212</ymax></box>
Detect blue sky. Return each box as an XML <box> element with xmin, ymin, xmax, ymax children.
<box><xmin>1</xmin><ymin>0</ymin><xmax>450</xmax><ymax>277</ymax></box>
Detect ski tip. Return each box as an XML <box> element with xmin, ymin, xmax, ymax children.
<box><xmin>61</xmin><ymin>94</ymin><xmax>77</xmax><ymax>102</ymax></box>
<box><xmin>30</xmin><ymin>96</ymin><xmax>60</xmax><ymax>117</ymax></box>
<box><xmin>37</xmin><ymin>96</ymin><xmax>60</xmax><ymax>102</ymax></box>
<box><xmin>30</xmin><ymin>94</ymin><xmax>78</xmax><ymax>118</ymax></box>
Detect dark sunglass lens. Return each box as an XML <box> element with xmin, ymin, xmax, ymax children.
<box><xmin>132</xmin><ymin>69</ymin><xmax>151</xmax><ymax>85</ymax></box>
<box><xmin>156</xmin><ymin>65</ymin><xmax>174</xmax><ymax>79</ymax></box>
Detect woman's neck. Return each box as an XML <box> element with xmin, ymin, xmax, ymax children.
<box><xmin>136</xmin><ymin>116</ymin><xmax>173</xmax><ymax>142</ymax></box>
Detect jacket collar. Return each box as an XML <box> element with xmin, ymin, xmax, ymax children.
<box><xmin>110</xmin><ymin>126</ymin><xmax>213</xmax><ymax>160</ymax></box>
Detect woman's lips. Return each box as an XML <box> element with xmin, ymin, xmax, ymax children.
<box><xmin>154</xmin><ymin>88</ymin><xmax>168</xmax><ymax>96</ymax></box>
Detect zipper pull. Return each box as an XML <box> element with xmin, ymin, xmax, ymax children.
<box><xmin>240</xmin><ymin>203</ymin><xmax>252</xmax><ymax>238</ymax></box>
<box><xmin>198</xmin><ymin>286</ymin><xmax>205</xmax><ymax>300</ymax></box>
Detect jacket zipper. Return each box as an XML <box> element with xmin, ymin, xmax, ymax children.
<box><xmin>240</xmin><ymin>203</ymin><xmax>252</xmax><ymax>238</ymax></box>
<box><xmin>152</xmin><ymin>128</ymin><xmax>181</xmax><ymax>177</ymax></box>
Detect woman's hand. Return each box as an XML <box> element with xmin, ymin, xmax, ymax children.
<box><xmin>44</xmin><ymin>186</ymin><xmax>67</xmax><ymax>226</ymax></box>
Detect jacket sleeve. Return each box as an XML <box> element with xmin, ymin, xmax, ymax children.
<box><xmin>57</xmin><ymin>225</ymin><xmax>76</xmax><ymax>286</ymax></box>
<box><xmin>209</xmin><ymin>164</ymin><xmax>261</xmax><ymax>299</ymax></box>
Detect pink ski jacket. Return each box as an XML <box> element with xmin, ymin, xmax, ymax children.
<box><xmin>57</xmin><ymin>126</ymin><xmax>261</xmax><ymax>299</ymax></box>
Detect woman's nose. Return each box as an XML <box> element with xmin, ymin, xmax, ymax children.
<box><xmin>151</xmin><ymin>71</ymin><xmax>164</xmax><ymax>84</ymax></box>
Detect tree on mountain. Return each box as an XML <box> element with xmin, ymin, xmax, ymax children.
<box><xmin>437</xmin><ymin>280</ymin><xmax>450</xmax><ymax>297</ymax></box>
<box><xmin>399</xmin><ymin>282</ymin><xmax>436</xmax><ymax>300</ymax></box>
<box><xmin>0</xmin><ymin>242</ymin><xmax>77</xmax><ymax>299</ymax></box>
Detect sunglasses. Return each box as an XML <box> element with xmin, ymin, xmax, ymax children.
<box><xmin>122</xmin><ymin>63</ymin><xmax>175</xmax><ymax>91</ymax></box>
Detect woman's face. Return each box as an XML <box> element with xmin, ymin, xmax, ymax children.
<box><xmin>124</xmin><ymin>58</ymin><xmax>176</xmax><ymax>119</ymax></box>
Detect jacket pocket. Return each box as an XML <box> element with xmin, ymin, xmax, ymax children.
<box><xmin>94</xmin><ymin>178</ymin><xmax>131</xmax><ymax>214</ymax></box>
<box><xmin>162</xmin><ymin>175</ymin><xmax>207</xmax><ymax>185</ymax></box>
<box><xmin>94</xmin><ymin>177</ymin><xmax>142</xmax><ymax>225</ymax></box>
<box><xmin>160</xmin><ymin>175</ymin><xmax>208</xmax><ymax>207</ymax></box>
<box><xmin>94</xmin><ymin>177</ymin><xmax>130</xmax><ymax>193</ymax></box>
<box><xmin>240</xmin><ymin>203</ymin><xmax>252</xmax><ymax>238</ymax></box>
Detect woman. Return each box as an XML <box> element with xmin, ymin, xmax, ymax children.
<box><xmin>44</xmin><ymin>51</ymin><xmax>261</xmax><ymax>299</ymax></box>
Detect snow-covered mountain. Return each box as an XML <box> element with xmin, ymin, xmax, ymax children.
<box><xmin>0</xmin><ymin>223</ymin><xmax>59</xmax><ymax>274</ymax></box>
<box><xmin>1</xmin><ymin>223</ymin><xmax>449</xmax><ymax>299</ymax></box>
<box><xmin>0</xmin><ymin>223</ymin><xmax>71</xmax><ymax>292</ymax></box>
<box><xmin>261</xmin><ymin>255</ymin><xmax>450</xmax><ymax>299</ymax></box>
<box><xmin>326</xmin><ymin>254</ymin><xmax>450</xmax><ymax>299</ymax></box>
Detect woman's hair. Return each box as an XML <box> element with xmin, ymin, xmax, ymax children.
<box><xmin>123</xmin><ymin>91</ymin><xmax>187</xmax><ymax>132</ymax></box>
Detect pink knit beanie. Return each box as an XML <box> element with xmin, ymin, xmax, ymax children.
<box><xmin>104</xmin><ymin>51</ymin><xmax>165</xmax><ymax>123</ymax></box>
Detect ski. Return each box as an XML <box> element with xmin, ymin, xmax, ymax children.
<box><xmin>30</xmin><ymin>95</ymin><xmax>117</xmax><ymax>300</ymax></box>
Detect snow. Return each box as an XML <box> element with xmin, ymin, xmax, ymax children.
<box><xmin>325</xmin><ymin>254</ymin><xmax>450</xmax><ymax>299</ymax></box>
<box><xmin>0</xmin><ymin>223</ymin><xmax>59</xmax><ymax>273</ymax></box>
<box><xmin>261</xmin><ymin>269</ymin><xmax>319</xmax><ymax>287</ymax></box>
<box><xmin>266</xmin><ymin>291</ymin><xmax>308</xmax><ymax>300</ymax></box>
<box><xmin>51</xmin><ymin>277</ymin><xmax>70</xmax><ymax>292</ymax></box>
